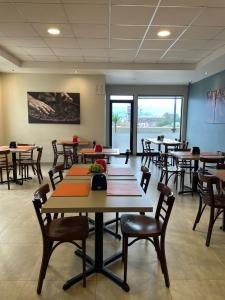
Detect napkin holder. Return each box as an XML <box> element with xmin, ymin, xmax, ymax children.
<box><xmin>191</xmin><ymin>147</ymin><xmax>200</xmax><ymax>154</ymax></box>
<box><xmin>9</xmin><ymin>141</ymin><xmax>17</xmax><ymax>148</ymax></box>
<box><xmin>91</xmin><ymin>173</ymin><xmax>107</xmax><ymax>190</ymax></box>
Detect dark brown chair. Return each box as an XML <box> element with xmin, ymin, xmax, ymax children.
<box><xmin>141</xmin><ymin>138</ymin><xmax>149</xmax><ymax>162</ymax></box>
<box><xmin>19</xmin><ymin>146</ymin><xmax>43</xmax><ymax>184</ymax></box>
<box><xmin>193</xmin><ymin>171</ymin><xmax>225</xmax><ymax>246</ymax></box>
<box><xmin>160</xmin><ymin>153</ymin><xmax>185</xmax><ymax>190</ymax></box>
<box><xmin>200</xmin><ymin>156</ymin><xmax>225</xmax><ymax>174</ymax></box>
<box><xmin>144</xmin><ymin>141</ymin><xmax>160</xmax><ymax>167</ymax></box>
<box><xmin>62</xmin><ymin>144</ymin><xmax>74</xmax><ymax>169</ymax></box>
<box><xmin>125</xmin><ymin>149</ymin><xmax>131</xmax><ymax>164</ymax></box>
<box><xmin>120</xmin><ymin>182</ymin><xmax>175</xmax><ymax>288</ymax></box>
<box><xmin>48</xmin><ymin>164</ymin><xmax>64</xmax><ymax>190</ymax></box>
<box><xmin>0</xmin><ymin>150</ymin><xmax>12</xmax><ymax>190</ymax></box>
<box><xmin>104</xmin><ymin>166</ymin><xmax>151</xmax><ymax>239</ymax></box>
<box><xmin>174</xmin><ymin>148</ymin><xmax>193</xmax><ymax>183</ymax></box>
<box><xmin>17</xmin><ymin>143</ymin><xmax>36</xmax><ymax>178</ymax></box>
<box><xmin>51</xmin><ymin>140</ymin><xmax>64</xmax><ymax>167</ymax></box>
<box><xmin>33</xmin><ymin>184</ymin><xmax>89</xmax><ymax>294</ymax></box>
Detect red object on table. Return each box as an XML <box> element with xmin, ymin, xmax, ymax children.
<box><xmin>72</xmin><ymin>136</ymin><xmax>78</xmax><ymax>143</ymax></box>
<box><xmin>95</xmin><ymin>159</ymin><xmax>107</xmax><ymax>172</ymax></box>
<box><xmin>95</xmin><ymin>144</ymin><xmax>103</xmax><ymax>152</ymax></box>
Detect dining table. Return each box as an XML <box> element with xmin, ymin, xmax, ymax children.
<box><xmin>170</xmin><ymin>151</ymin><xmax>225</xmax><ymax>193</ymax></box>
<box><xmin>0</xmin><ymin>145</ymin><xmax>36</xmax><ymax>184</ymax></box>
<box><xmin>42</xmin><ymin>164</ymin><xmax>152</xmax><ymax>292</ymax></box>
<box><xmin>146</xmin><ymin>138</ymin><xmax>182</xmax><ymax>153</ymax></box>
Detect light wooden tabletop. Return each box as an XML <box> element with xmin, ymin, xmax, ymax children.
<box><xmin>79</xmin><ymin>148</ymin><xmax>120</xmax><ymax>156</ymax></box>
<box><xmin>146</xmin><ymin>138</ymin><xmax>182</xmax><ymax>145</ymax></box>
<box><xmin>170</xmin><ymin>151</ymin><xmax>225</xmax><ymax>161</ymax></box>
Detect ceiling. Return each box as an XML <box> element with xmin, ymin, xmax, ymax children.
<box><xmin>1</xmin><ymin>0</ymin><xmax>225</xmax><ymax>84</ymax></box>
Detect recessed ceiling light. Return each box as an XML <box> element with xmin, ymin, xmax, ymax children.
<box><xmin>204</xmin><ymin>71</ymin><xmax>208</xmax><ymax>75</ymax></box>
<box><xmin>74</xmin><ymin>70</ymin><xmax>78</xmax><ymax>74</ymax></box>
<box><xmin>47</xmin><ymin>28</ymin><xmax>60</xmax><ymax>35</ymax></box>
<box><xmin>157</xmin><ymin>30</ymin><xmax>171</xmax><ymax>37</ymax></box>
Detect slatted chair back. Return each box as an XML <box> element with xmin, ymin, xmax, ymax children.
<box><xmin>18</xmin><ymin>144</ymin><xmax>35</xmax><ymax>161</ymax></box>
<box><xmin>48</xmin><ymin>164</ymin><xmax>64</xmax><ymax>190</ymax></box>
<box><xmin>200</xmin><ymin>156</ymin><xmax>225</xmax><ymax>173</ymax></box>
<box><xmin>140</xmin><ymin>165</ymin><xmax>151</xmax><ymax>193</ymax></box>
<box><xmin>197</xmin><ymin>171</ymin><xmax>220</xmax><ymax>206</ymax></box>
<box><xmin>52</xmin><ymin>139</ymin><xmax>58</xmax><ymax>156</ymax></box>
<box><xmin>0</xmin><ymin>150</ymin><xmax>10</xmax><ymax>168</ymax></box>
<box><xmin>155</xmin><ymin>182</ymin><xmax>175</xmax><ymax>234</ymax></box>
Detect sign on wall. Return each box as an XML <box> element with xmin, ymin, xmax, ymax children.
<box><xmin>207</xmin><ymin>89</ymin><xmax>225</xmax><ymax>123</ymax></box>
<box><xmin>27</xmin><ymin>92</ymin><xmax>80</xmax><ymax>124</ymax></box>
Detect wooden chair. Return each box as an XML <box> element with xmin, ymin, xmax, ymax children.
<box><xmin>200</xmin><ymin>156</ymin><xmax>225</xmax><ymax>174</ymax></box>
<box><xmin>120</xmin><ymin>182</ymin><xmax>175</xmax><ymax>288</ymax></box>
<box><xmin>33</xmin><ymin>184</ymin><xmax>89</xmax><ymax>294</ymax></box>
<box><xmin>104</xmin><ymin>166</ymin><xmax>151</xmax><ymax>239</ymax></box>
<box><xmin>174</xmin><ymin>148</ymin><xmax>193</xmax><ymax>183</ymax></box>
<box><xmin>193</xmin><ymin>171</ymin><xmax>225</xmax><ymax>246</ymax></box>
<box><xmin>144</xmin><ymin>140</ymin><xmax>160</xmax><ymax>167</ymax></box>
<box><xmin>48</xmin><ymin>164</ymin><xmax>64</xmax><ymax>190</ymax></box>
<box><xmin>125</xmin><ymin>149</ymin><xmax>131</xmax><ymax>164</ymax></box>
<box><xmin>141</xmin><ymin>138</ymin><xmax>149</xmax><ymax>162</ymax></box>
<box><xmin>0</xmin><ymin>150</ymin><xmax>12</xmax><ymax>190</ymax></box>
<box><xmin>160</xmin><ymin>153</ymin><xmax>185</xmax><ymax>190</ymax></box>
<box><xmin>17</xmin><ymin>143</ymin><xmax>36</xmax><ymax>178</ymax></box>
<box><xmin>19</xmin><ymin>146</ymin><xmax>43</xmax><ymax>184</ymax></box>
<box><xmin>62</xmin><ymin>144</ymin><xmax>74</xmax><ymax>169</ymax></box>
<box><xmin>51</xmin><ymin>140</ymin><xmax>64</xmax><ymax>167</ymax></box>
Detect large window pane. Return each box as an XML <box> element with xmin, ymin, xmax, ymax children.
<box><xmin>137</xmin><ymin>96</ymin><xmax>183</xmax><ymax>152</ymax></box>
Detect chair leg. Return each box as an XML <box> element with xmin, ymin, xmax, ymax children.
<box><xmin>37</xmin><ymin>240</ymin><xmax>52</xmax><ymax>294</ymax></box>
<box><xmin>206</xmin><ymin>207</ymin><xmax>215</xmax><ymax>247</ymax></box>
<box><xmin>153</xmin><ymin>237</ymin><xmax>161</xmax><ymax>261</ymax></box>
<box><xmin>115</xmin><ymin>212</ymin><xmax>119</xmax><ymax>235</ymax></box>
<box><xmin>82</xmin><ymin>239</ymin><xmax>86</xmax><ymax>288</ymax></box>
<box><xmin>193</xmin><ymin>197</ymin><xmax>206</xmax><ymax>230</ymax></box>
<box><xmin>123</xmin><ymin>236</ymin><xmax>128</xmax><ymax>284</ymax></box>
<box><xmin>160</xmin><ymin>238</ymin><xmax>170</xmax><ymax>287</ymax></box>
<box><xmin>6</xmin><ymin>168</ymin><xmax>10</xmax><ymax>190</ymax></box>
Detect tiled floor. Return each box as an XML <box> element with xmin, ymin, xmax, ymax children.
<box><xmin>1</xmin><ymin>157</ymin><xmax>225</xmax><ymax>300</ymax></box>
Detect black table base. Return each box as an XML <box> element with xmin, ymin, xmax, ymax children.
<box><xmin>62</xmin><ymin>212</ymin><xmax>129</xmax><ymax>292</ymax></box>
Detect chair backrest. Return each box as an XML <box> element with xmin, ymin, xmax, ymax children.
<box><xmin>197</xmin><ymin>171</ymin><xmax>220</xmax><ymax>205</ymax></box>
<box><xmin>18</xmin><ymin>144</ymin><xmax>35</xmax><ymax>160</ymax></box>
<box><xmin>36</xmin><ymin>146</ymin><xmax>43</xmax><ymax>164</ymax></box>
<box><xmin>140</xmin><ymin>165</ymin><xmax>151</xmax><ymax>193</ymax></box>
<box><xmin>200</xmin><ymin>156</ymin><xmax>225</xmax><ymax>173</ymax></box>
<box><xmin>141</xmin><ymin>138</ymin><xmax>146</xmax><ymax>151</ymax></box>
<box><xmin>155</xmin><ymin>182</ymin><xmax>175</xmax><ymax>235</ymax></box>
<box><xmin>52</xmin><ymin>140</ymin><xmax>58</xmax><ymax>156</ymax></box>
<box><xmin>125</xmin><ymin>149</ymin><xmax>131</xmax><ymax>164</ymax></box>
<box><xmin>33</xmin><ymin>184</ymin><xmax>51</xmax><ymax>238</ymax></box>
<box><xmin>0</xmin><ymin>150</ymin><xmax>10</xmax><ymax>168</ymax></box>
<box><xmin>48</xmin><ymin>164</ymin><xmax>64</xmax><ymax>190</ymax></box>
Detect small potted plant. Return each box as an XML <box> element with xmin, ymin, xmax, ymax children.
<box><xmin>89</xmin><ymin>163</ymin><xmax>103</xmax><ymax>174</ymax></box>
<box><xmin>160</xmin><ymin>135</ymin><xmax>165</xmax><ymax>141</ymax></box>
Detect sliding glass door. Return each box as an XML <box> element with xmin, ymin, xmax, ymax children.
<box><xmin>137</xmin><ymin>96</ymin><xmax>183</xmax><ymax>152</ymax></box>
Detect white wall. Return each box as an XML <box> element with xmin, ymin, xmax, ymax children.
<box><xmin>0</xmin><ymin>74</ymin><xmax>3</xmax><ymax>144</ymax></box>
<box><xmin>1</xmin><ymin>73</ymin><xmax>106</xmax><ymax>162</ymax></box>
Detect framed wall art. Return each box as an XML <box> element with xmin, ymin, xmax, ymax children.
<box><xmin>27</xmin><ymin>92</ymin><xmax>80</xmax><ymax>124</ymax></box>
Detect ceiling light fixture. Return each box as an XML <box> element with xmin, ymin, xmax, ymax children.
<box><xmin>47</xmin><ymin>28</ymin><xmax>60</xmax><ymax>35</ymax></box>
<box><xmin>74</xmin><ymin>70</ymin><xmax>78</xmax><ymax>74</ymax></box>
<box><xmin>204</xmin><ymin>71</ymin><xmax>208</xmax><ymax>75</ymax></box>
<box><xmin>157</xmin><ymin>30</ymin><xmax>171</xmax><ymax>37</ymax></box>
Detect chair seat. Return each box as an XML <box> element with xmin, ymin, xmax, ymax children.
<box><xmin>57</xmin><ymin>151</ymin><xmax>64</xmax><ymax>155</ymax></box>
<box><xmin>203</xmin><ymin>194</ymin><xmax>225</xmax><ymax>208</ymax></box>
<box><xmin>18</xmin><ymin>159</ymin><xmax>34</xmax><ymax>165</ymax></box>
<box><xmin>120</xmin><ymin>214</ymin><xmax>162</xmax><ymax>237</ymax></box>
<box><xmin>162</xmin><ymin>166</ymin><xmax>184</xmax><ymax>173</ymax></box>
<box><xmin>46</xmin><ymin>216</ymin><xmax>89</xmax><ymax>241</ymax></box>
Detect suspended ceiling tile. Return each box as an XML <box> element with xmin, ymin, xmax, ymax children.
<box><xmin>146</xmin><ymin>25</ymin><xmax>185</xmax><ymax>39</ymax></box>
<box><xmin>161</xmin><ymin>0</ymin><xmax>225</xmax><ymax>8</ymax></box>
<box><xmin>193</xmin><ymin>8</ymin><xmax>225</xmax><ymax>26</ymax></box>
<box><xmin>153</xmin><ymin>7</ymin><xmax>202</xmax><ymax>26</ymax></box>
<box><xmin>109</xmin><ymin>57</ymin><xmax>134</xmax><ymax>63</ymax></box>
<box><xmin>165</xmin><ymin>49</ymin><xmax>211</xmax><ymax>59</ymax></box>
<box><xmin>111</xmin><ymin>25</ymin><xmax>147</xmax><ymax>39</ymax></box>
<box><xmin>78</xmin><ymin>38</ymin><xmax>108</xmax><ymax>49</ymax></box>
<box><xmin>214</xmin><ymin>29</ymin><xmax>225</xmax><ymax>40</ymax></box>
<box><xmin>72</xmin><ymin>24</ymin><xmax>108</xmax><ymax>38</ymax></box>
<box><xmin>16</xmin><ymin>3</ymin><xmax>67</xmax><ymax>23</ymax></box>
<box><xmin>64</xmin><ymin>4</ymin><xmax>108</xmax><ymax>24</ymax></box>
<box><xmin>172</xmin><ymin>39</ymin><xmax>225</xmax><ymax>51</ymax></box>
<box><xmin>111</xmin><ymin>5</ymin><xmax>156</xmax><ymax>25</ymax></box>
<box><xmin>61</xmin><ymin>0</ymin><xmax>107</xmax><ymax>3</ymax></box>
<box><xmin>83</xmin><ymin>57</ymin><xmax>109</xmax><ymax>62</ymax></box>
<box><xmin>109</xmin><ymin>49</ymin><xmax>136</xmax><ymax>58</ymax></box>
<box><xmin>141</xmin><ymin>39</ymin><xmax>174</xmax><ymax>50</ymax></box>
<box><xmin>0</xmin><ymin>3</ymin><xmax>25</xmax><ymax>22</ymax></box>
<box><xmin>52</xmin><ymin>48</ymin><xmax>82</xmax><ymax>56</ymax></box>
<box><xmin>32</xmin><ymin>23</ymin><xmax>74</xmax><ymax>38</ymax></box>
<box><xmin>31</xmin><ymin>55</ymin><xmax>59</xmax><ymax>62</ymax></box>
<box><xmin>82</xmin><ymin>49</ymin><xmax>108</xmax><ymax>57</ymax></box>
<box><xmin>181</xmin><ymin>26</ymin><xmax>224</xmax><ymax>40</ymax></box>
<box><xmin>0</xmin><ymin>37</ymin><xmax>47</xmax><ymax>47</ymax></box>
<box><xmin>111</xmin><ymin>39</ymin><xmax>140</xmax><ymax>49</ymax></box>
<box><xmin>58</xmin><ymin>56</ymin><xmax>84</xmax><ymax>62</ymax></box>
<box><xmin>0</xmin><ymin>23</ymin><xmax>38</xmax><ymax>37</ymax></box>
<box><xmin>112</xmin><ymin>0</ymin><xmax>158</xmax><ymax>4</ymax></box>
<box><xmin>137</xmin><ymin>49</ymin><xmax>165</xmax><ymax>59</ymax></box>
<box><xmin>44</xmin><ymin>38</ymin><xmax>79</xmax><ymax>49</ymax></box>
<box><xmin>24</xmin><ymin>47</ymin><xmax>53</xmax><ymax>55</ymax></box>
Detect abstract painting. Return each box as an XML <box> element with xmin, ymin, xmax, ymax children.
<box><xmin>206</xmin><ymin>88</ymin><xmax>225</xmax><ymax>123</ymax></box>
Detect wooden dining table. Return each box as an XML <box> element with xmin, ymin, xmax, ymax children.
<box><xmin>42</xmin><ymin>165</ymin><xmax>152</xmax><ymax>292</ymax></box>
<box><xmin>0</xmin><ymin>145</ymin><xmax>36</xmax><ymax>184</ymax></box>
<box><xmin>170</xmin><ymin>151</ymin><xmax>225</xmax><ymax>193</ymax></box>
<box><xmin>146</xmin><ymin>138</ymin><xmax>182</xmax><ymax>153</ymax></box>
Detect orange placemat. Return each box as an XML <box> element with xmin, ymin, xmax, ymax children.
<box><xmin>218</xmin><ymin>171</ymin><xmax>225</xmax><ymax>177</ymax></box>
<box><xmin>108</xmin><ymin>167</ymin><xmax>134</xmax><ymax>176</ymax></box>
<box><xmin>67</xmin><ymin>166</ymin><xmax>90</xmax><ymax>176</ymax></box>
<box><xmin>107</xmin><ymin>181</ymin><xmax>142</xmax><ymax>196</ymax></box>
<box><xmin>17</xmin><ymin>146</ymin><xmax>33</xmax><ymax>150</ymax></box>
<box><xmin>80</xmin><ymin>148</ymin><xmax>95</xmax><ymax>153</ymax></box>
<box><xmin>52</xmin><ymin>182</ymin><xmax>90</xmax><ymax>197</ymax></box>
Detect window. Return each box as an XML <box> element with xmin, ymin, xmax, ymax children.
<box><xmin>137</xmin><ymin>96</ymin><xmax>183</xmax><ymax>152</ymax></box>
<box><xmin>110</xmin><ymin>95</ymin><xmax>133</xmax><ymax>101</ymax></box>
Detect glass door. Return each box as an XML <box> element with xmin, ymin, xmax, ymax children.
<box><xmin>110</xmin><ymin>98</ymin><xmax>133</xmax><ymax>154</ymax></box>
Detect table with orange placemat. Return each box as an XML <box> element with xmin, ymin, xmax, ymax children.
<box><xmin>42</xmin><ymin>165</ymin><xmax>152</xmax><ymax>292</ymax></box>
